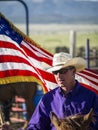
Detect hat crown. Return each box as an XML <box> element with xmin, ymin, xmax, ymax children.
<box><xmin>47</xmin><ymin>52</ymin><xmax>86</xmax><ymax>72</ymax></box>
<box><xmin>53</xmin><ymin>52</ymin><xmax>72</xmax><ymax>66</ymax></box>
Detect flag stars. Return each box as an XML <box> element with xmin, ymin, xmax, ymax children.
<box><xmin>5</xmin><ymin>30</ymin><xmax>10</xmax><ymax>35</ymax></box>
<box><xmin>0</xmin><ymin>24</ymin><xmax>5</xmax><ymax>31</ymax></box>
<box><xmin>0</xmin><ymin>24</ymin><xmax>5</xmax><ymax>29</ymax></box>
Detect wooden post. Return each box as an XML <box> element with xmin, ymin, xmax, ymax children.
<box><xmin>85</xmin><ymin>39</ymin><xmax>90</xmax><ymax>68</ymax></box>
<box><xmin>69</xmin><ymin>30</ymin><xmax>76</xmax><ymax>57</ymax></box>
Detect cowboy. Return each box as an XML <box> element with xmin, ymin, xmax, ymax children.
<box><xmin>27</xmin><ymin>52</ymin><xmax>98</xmax><ymax>130</ymax></box>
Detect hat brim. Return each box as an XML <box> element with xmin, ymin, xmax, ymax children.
<box><xmin>47</xmin><ymin>65</ymin><xmax>63</xmax><ymax>72</ymax></box>
<box><xmin>47</xmin><ymin>57</ymin><xmax>86</xmax><ymax>72</ymax></box>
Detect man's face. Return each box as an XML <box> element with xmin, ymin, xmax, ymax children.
<box><xmin>53</xmin><ymin>66</ymin><xmax>76</xmax><ymax>89</ymax></box>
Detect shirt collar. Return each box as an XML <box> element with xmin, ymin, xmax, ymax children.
<box><xmin>58</xmin><ymin>80</ymin><xmax>80</xmax><ymax>97</ymax></box>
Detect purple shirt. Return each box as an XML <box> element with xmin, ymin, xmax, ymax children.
<box><xmin>27</xmin><ymin>81</ymin><xmax>98</xmax><ymax>130</ymax></box>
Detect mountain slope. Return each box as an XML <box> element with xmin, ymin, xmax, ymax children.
<box><xmin>0</xmin><ymin>0</ymin><xmax>98</xmax><ymax>24</ymax></box>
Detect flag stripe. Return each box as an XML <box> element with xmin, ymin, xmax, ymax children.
<box><xmin>37</xmin><ymin>68</ymin><xmax>56</xmax><ymax>82</ymax></box>
<box><xmin>78</xmin><ymin>69</ymin><xmax>98</xmax><ymax>79</ymax></box>
<box><xmin>77</xmin><ymin>72</ymin><xmax>98</xmax><ymax>86</ymax></box>
<box><xmin>80</xmin><ymin>83</ymin><xmax>98</xmax><ymax>94</ymax></box>
<box><xmin>75</xmin><ymin>73</ymin><xmax>98</xmax><ymax>92</ymax></box>
<box><xmin>21</xmin><ymin>41</ymin><xmax>52</xmax><ymax>65</ymax></box>
<box><xmin>0</xmin><ymin>70</ymin><xmax>37</xmax><ymax>77</ymax></box>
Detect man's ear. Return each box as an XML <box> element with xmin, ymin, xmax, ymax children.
<box><xmin>72</xmin><ymin>68</ymin><xmax>76</xmax><ymax>74</ymax></box>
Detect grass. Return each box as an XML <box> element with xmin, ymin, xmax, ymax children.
<box><xmin>30</xmin><ymin>32</ymin><xmax>98</xmax><ymax>54</ymax></box>
<box><xmin>16</xmin><ymin>23</ymin><xmax>98</xmax><ymax>54</ymax></box>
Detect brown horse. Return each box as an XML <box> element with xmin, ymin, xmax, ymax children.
<box><xmin>50</xmin><ymin>108</ymin><xmax>95</xmax><ymax>130</ymax></box>
<box><xmin>0</xmin><ymin>82</ymin><xmax>38</xmax><ymax>123</ymax></box>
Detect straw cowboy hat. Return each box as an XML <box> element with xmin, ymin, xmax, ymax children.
<box><xmin>48</xmin><ymin>52</ymin><xmax>86</xmax><ymax>72</ymax></box>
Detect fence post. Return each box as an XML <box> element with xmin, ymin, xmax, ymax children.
<box><xmin>85</xmin><ymin>39</ymin><xmax>90</xmax><ymax>68</ymax></box>
<box><xmin>69</xmin><ymin>30</ymin><xmax>76</xmax><ymax>57</ymax></box>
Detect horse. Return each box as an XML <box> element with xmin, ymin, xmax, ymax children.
<box><xmin>50</xmin><ymin>108</ymin><xmax>95</xmax><ymax>130</ymax></box>
<box><xmin>0</xmin><ymin>82</ymin><xmax>38</xmax><ymax>125</ymax></box>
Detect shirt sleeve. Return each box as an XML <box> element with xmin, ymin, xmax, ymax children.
<box><xmin>27</xmin><ymin>98</ymin><xmax>51</xmax><ymax>130</ymax></box>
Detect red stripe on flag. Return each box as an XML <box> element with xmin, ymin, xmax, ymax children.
<box><xmin>79</xmin><ymin>69</ymin><xmax>98</xmax><ymax>79</ymax></box>
<box><xmin>21</xmin><ymin>42</ymin><xmax>52</xmax><ymax>66</ymax></box>
<box><xmin>77</xmin><ymin>70</ymin><xmax>98</xmax><ymax>87</ymax></box>
<box><xmin>80</xmin><ymin>83</ymin><xmax>98</xmax><ymax>94</ymax></box>
<box><xmin>0</xmin><ymin>70</ymin><xmax>39</xmax><ymax>77</ymax></box>
<box><xmin>37</xmin><ymin>68</ymin><xmax>56</xmax><ymax>83</ymax></box>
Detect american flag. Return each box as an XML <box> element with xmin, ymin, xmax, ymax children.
<box><xmin>0</xmin><ymin>13</ymin><xmax>98</xmax><ymax>94</ymax></box>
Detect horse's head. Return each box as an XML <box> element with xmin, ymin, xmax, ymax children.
<box><xmin>50</xmin><ymin>108</ymin><xmax>94</xmax><ymax>130</ymax></box>
<box><xmin>50</xmin><ymin>112</ymin><xmax>75</xmax><ymax>130</ymax></box>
